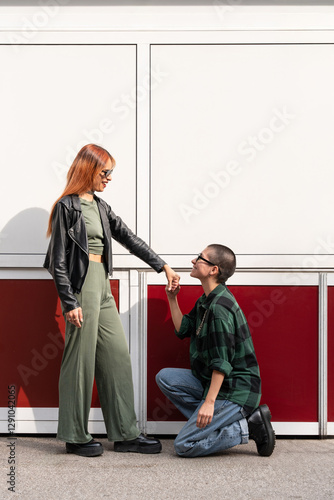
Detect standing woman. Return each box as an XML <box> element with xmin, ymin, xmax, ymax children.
<box><xmin>44</xmin><ymin>144</ymin><xmax>179</xmax><ymax>457</ymax></box>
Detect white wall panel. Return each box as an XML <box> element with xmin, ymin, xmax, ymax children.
<box><xmin>0</xmin><ymin>44</ymin><xmax>136</xmax><ymax>258</ymax></box>
<box><xmin>151</xmin><ymin>44</ymin><xmax>334</xmax><ymax>260</ymax></box>
<box><xmin>1</xmin><ymin>4</ymin><xmax>334</xmax><ymax>33</ymax></box>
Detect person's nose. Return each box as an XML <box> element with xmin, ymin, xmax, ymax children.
<box><xmin>191</xmin><ymin>257</ymin><xmax>196</xmax><ymax>265</ymax></box>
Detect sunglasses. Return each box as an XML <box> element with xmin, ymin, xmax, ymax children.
<box><xmin>100</xmin><ymin>169</ymin><xmax>114</xmax><ymax>178</ymax></box>
<box><xmin>196</xmin><ymin>254</ymin><xmax>221</xmax><ymax>274</ymax></box>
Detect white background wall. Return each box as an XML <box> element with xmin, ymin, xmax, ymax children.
<box><xmin>0</xmin><ymin>1</ymin><xmax>333</xmax><ymax>270</ymax></box>
<box><xmin>0</xmin><ymin>44</ymin><xmax>136</xmax><ymax>257</ymax></box>
<box><xmin>0</xmin><ymin>0</ymin><xmax>332</xmax><ymax>436</ymax></box>
<box><xmin>151</xmin><ymin>43</ymin><xmax>334</xmax><ymax>256</ymax></box>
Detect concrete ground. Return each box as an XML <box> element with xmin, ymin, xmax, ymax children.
<box><xmin>1</xmin><ymin>436</ymin><xmax>334</xmax><ymax>500</ymax></box>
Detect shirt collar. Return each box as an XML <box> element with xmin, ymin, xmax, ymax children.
<box><xmin>199</xmin><ymin>283</ymin><xmax>226</xmax><ymax>309</ymax></box>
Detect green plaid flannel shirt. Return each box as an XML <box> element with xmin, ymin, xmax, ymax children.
<box><xmin>176</xmin><ymin>284</ymin><xmax>261</xmax><ymax>414</ymax></box>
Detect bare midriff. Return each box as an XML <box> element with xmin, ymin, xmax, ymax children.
<box><xmin>89</xmin><ymin>253</ymin><xmax>104</xmax><ymax>263</ymax></box>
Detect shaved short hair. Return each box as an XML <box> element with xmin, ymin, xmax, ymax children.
<box><xmin>207</xmin><ymin>244</ymin><xmax>236</xmax><ymax>283</ymax></box>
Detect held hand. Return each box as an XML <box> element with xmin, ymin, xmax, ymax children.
<box><xmin>163</xmin><ymin>265</ymin><xmax>180</xmax><ymax>292</ymax></box>
<box><xmin>196</xmin><ymin>401</ymin><xmax>215</xmax><ymax>429</ymax></box>
<box><xmin>165</xmin><ymin>283</ymin><xmax>181</xmax><ymax>299</ymax></box>
<box><xmin>65</xmin><ymin>307</ymin><xmax>83</xmax><ymax>328</ymax></box>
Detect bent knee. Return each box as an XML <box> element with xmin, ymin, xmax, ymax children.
<box><xmin>174</xmin><ymin>435</ymin><xmax>191</xmax><ymax>457</ymax></box>
<box><xmin>155</xmin><ymin>369</ymin><xmax>163</xmax><ymax>386</ymax></box>
<box><xmin>174</xmin><ymin>440</ymin><xmax>183</xmax><ymax>456</ymax></box>
<box><xmin>155</xmin><ymin>367</ymin><xmax>171</xmax><ymax>387</ymax></box>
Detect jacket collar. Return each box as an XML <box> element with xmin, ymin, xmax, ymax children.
<box><xmin>72</xmin><ymin>194</ymin><xmax>81</xmax><ymax>211</ymax></box>
<box><xmin>70</xmin><ymin>193</ymin><xmax>101</xmax><ymax>211</ymax></box>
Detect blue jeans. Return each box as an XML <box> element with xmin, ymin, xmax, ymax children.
<box><xmin>156</xmin><ymin>368</ymin><xmax>249</xmax><ymax>457</ymax></box>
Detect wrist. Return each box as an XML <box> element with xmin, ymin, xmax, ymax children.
<box><xmin>205</xmin><ymin>397</ymin><xmax>216</xmax><ymax>405</ymax></box>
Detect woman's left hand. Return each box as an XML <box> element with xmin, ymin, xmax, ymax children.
<box><xmin>163</xmin><ymin>265</ymin><xmax>180</xmax><ymax>292</ymax></box>
<box><xmin>65</xmin><ymin>307</ymin><xmax>83</xmax><ymax>328</ymax></box>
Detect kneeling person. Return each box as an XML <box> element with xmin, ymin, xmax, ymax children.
<box><xmin>156</xmin><ymin>244</ymin><xmax>275</xmax><ymax>458</ymax></box>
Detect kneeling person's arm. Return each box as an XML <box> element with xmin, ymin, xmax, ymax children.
<box><xmin>196</xmin><ymin>370</ymin><xmax>225</xmax><ymax>429</ymax></box>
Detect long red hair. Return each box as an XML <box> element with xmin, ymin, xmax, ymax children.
<box><xmin>47</xmin><ymin>144</ymin><xmax>115</xmax><ymax>237</ymax></box>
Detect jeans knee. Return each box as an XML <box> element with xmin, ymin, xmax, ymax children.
<box><xmin>155</xmin><ymin>369</ymin><xmax>163</xmax><ymax>388</ymax></box>
<box><xmin>174</xmin><ymin>435</ymin><xmax>182</xmax><ymax>456</ymax></box>
<box><xmin>174</xmin><ymin>435</ymin><xmax>189</xmax><ymax>457</ymax></box>
<box><xmin>155</xmin><ymin>368</ymin><xmax>169</xmax><ymax>388</ymax></box>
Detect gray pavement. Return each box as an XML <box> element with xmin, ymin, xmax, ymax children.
<box><xmin>1</xmin><ymin>436</ymin><xmax>334</xmax><ymax>500</ymax></box>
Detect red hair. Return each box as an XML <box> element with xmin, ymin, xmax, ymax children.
<box><xmin>47</xmin><ymin>144</ymin><xmax>115</xmax><ymax>237</ymax></box>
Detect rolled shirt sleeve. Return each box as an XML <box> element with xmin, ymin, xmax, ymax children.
<box><xmin>206</xmin><ymin>317</ymin><xmax>235</xmax><ymax>377</ymax></box>
<box><xmin>175</xmin><ymin>303</ymin><xmax>197</xmax><ymax>339</ymax></box>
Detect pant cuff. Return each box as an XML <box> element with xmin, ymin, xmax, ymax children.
<box><xmin>239</xmin><ymin>417</ymin><xmax>249</xmax><ymax>444</ymax></box>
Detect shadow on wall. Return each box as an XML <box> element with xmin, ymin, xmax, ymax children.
<box><xmin>0</xmin><ymin>207</ymin><xmax>50</xmax><ymax>254</ymax></box>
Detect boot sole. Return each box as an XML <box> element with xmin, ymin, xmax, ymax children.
<box><xmin>66</xmin><ymin>446</ymin><xmax>103</xmax><ymax>457</ymax></box>
<box><xmin>114</xmin><ymin>443</ymin><xmax>162</xmax><ymax>454</ymax></box>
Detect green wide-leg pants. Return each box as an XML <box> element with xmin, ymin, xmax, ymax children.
<box><xmin>57</xmin><ymin>261</ymin><xmax>140</xmax><ymax>444</ymax></box>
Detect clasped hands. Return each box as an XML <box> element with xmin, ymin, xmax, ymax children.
<box><xmin>163</xmin><ymin>264</ymin><xmax>180</xmax><ymax>293</ymax></box>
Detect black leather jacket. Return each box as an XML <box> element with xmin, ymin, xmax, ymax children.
<box><xmin>43</xmin><ymin>194</ymin><xmax>166</xmax><ymax>313</ymax></box>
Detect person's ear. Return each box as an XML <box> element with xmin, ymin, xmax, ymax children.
<box><xmin>210</xmin><ymin>266</ymin><xmax>219</xmax><ymax>276</ymax></box>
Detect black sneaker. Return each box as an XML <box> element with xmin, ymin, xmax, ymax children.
<box><xmin>66</xmin><ymin>439</ymin><xmax>103</xmax><ymax>457</ymax></box>
<box><xmin>248</xmin><ymin>404</ymin><xmax>276</xmax><ymax>457</ymax></box>
<box><xmin>114</xmin><ymin>433</ymin><xmax>162</xmax><ymax>454</ymax></box>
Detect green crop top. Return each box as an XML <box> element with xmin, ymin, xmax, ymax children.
<box><xmin>79</xmin><ymin>198</ymin><xmax>104</xmax><ymax>256</ymax></box>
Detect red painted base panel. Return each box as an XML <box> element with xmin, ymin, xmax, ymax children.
<box><xmin>147</xmin><ymin>285</ymin><xmax>318</xmax><ymax>423</ymax></box>
<box><xmin>0</xmin><ymin>280</ymin><xmax>119</xmax><ymax>408</ymax></box>
<box><xmin>328</xmin><ymin>287</ymin><xmax>334</xmax><ymax>422</ymax></box>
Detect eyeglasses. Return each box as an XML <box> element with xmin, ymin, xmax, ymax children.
<box><xmin>100</xmin><ymin>169</ymin><xmax>114</xmax><ymax>178</ymax></box>
<box><xmin>196</xmin><ymin>254</ymin><xmax>221</xmax><ymax>274</ymax></box>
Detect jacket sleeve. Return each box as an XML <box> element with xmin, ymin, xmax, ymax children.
<box><xmin>43</xmin><ymin>202</ymin><xmax>81</xmax><ymax>313</ymax></box>
<box><xmin>105</xmin><ymin>204</ymin><xmax>167</xmax><ymax>272</ymax></box>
